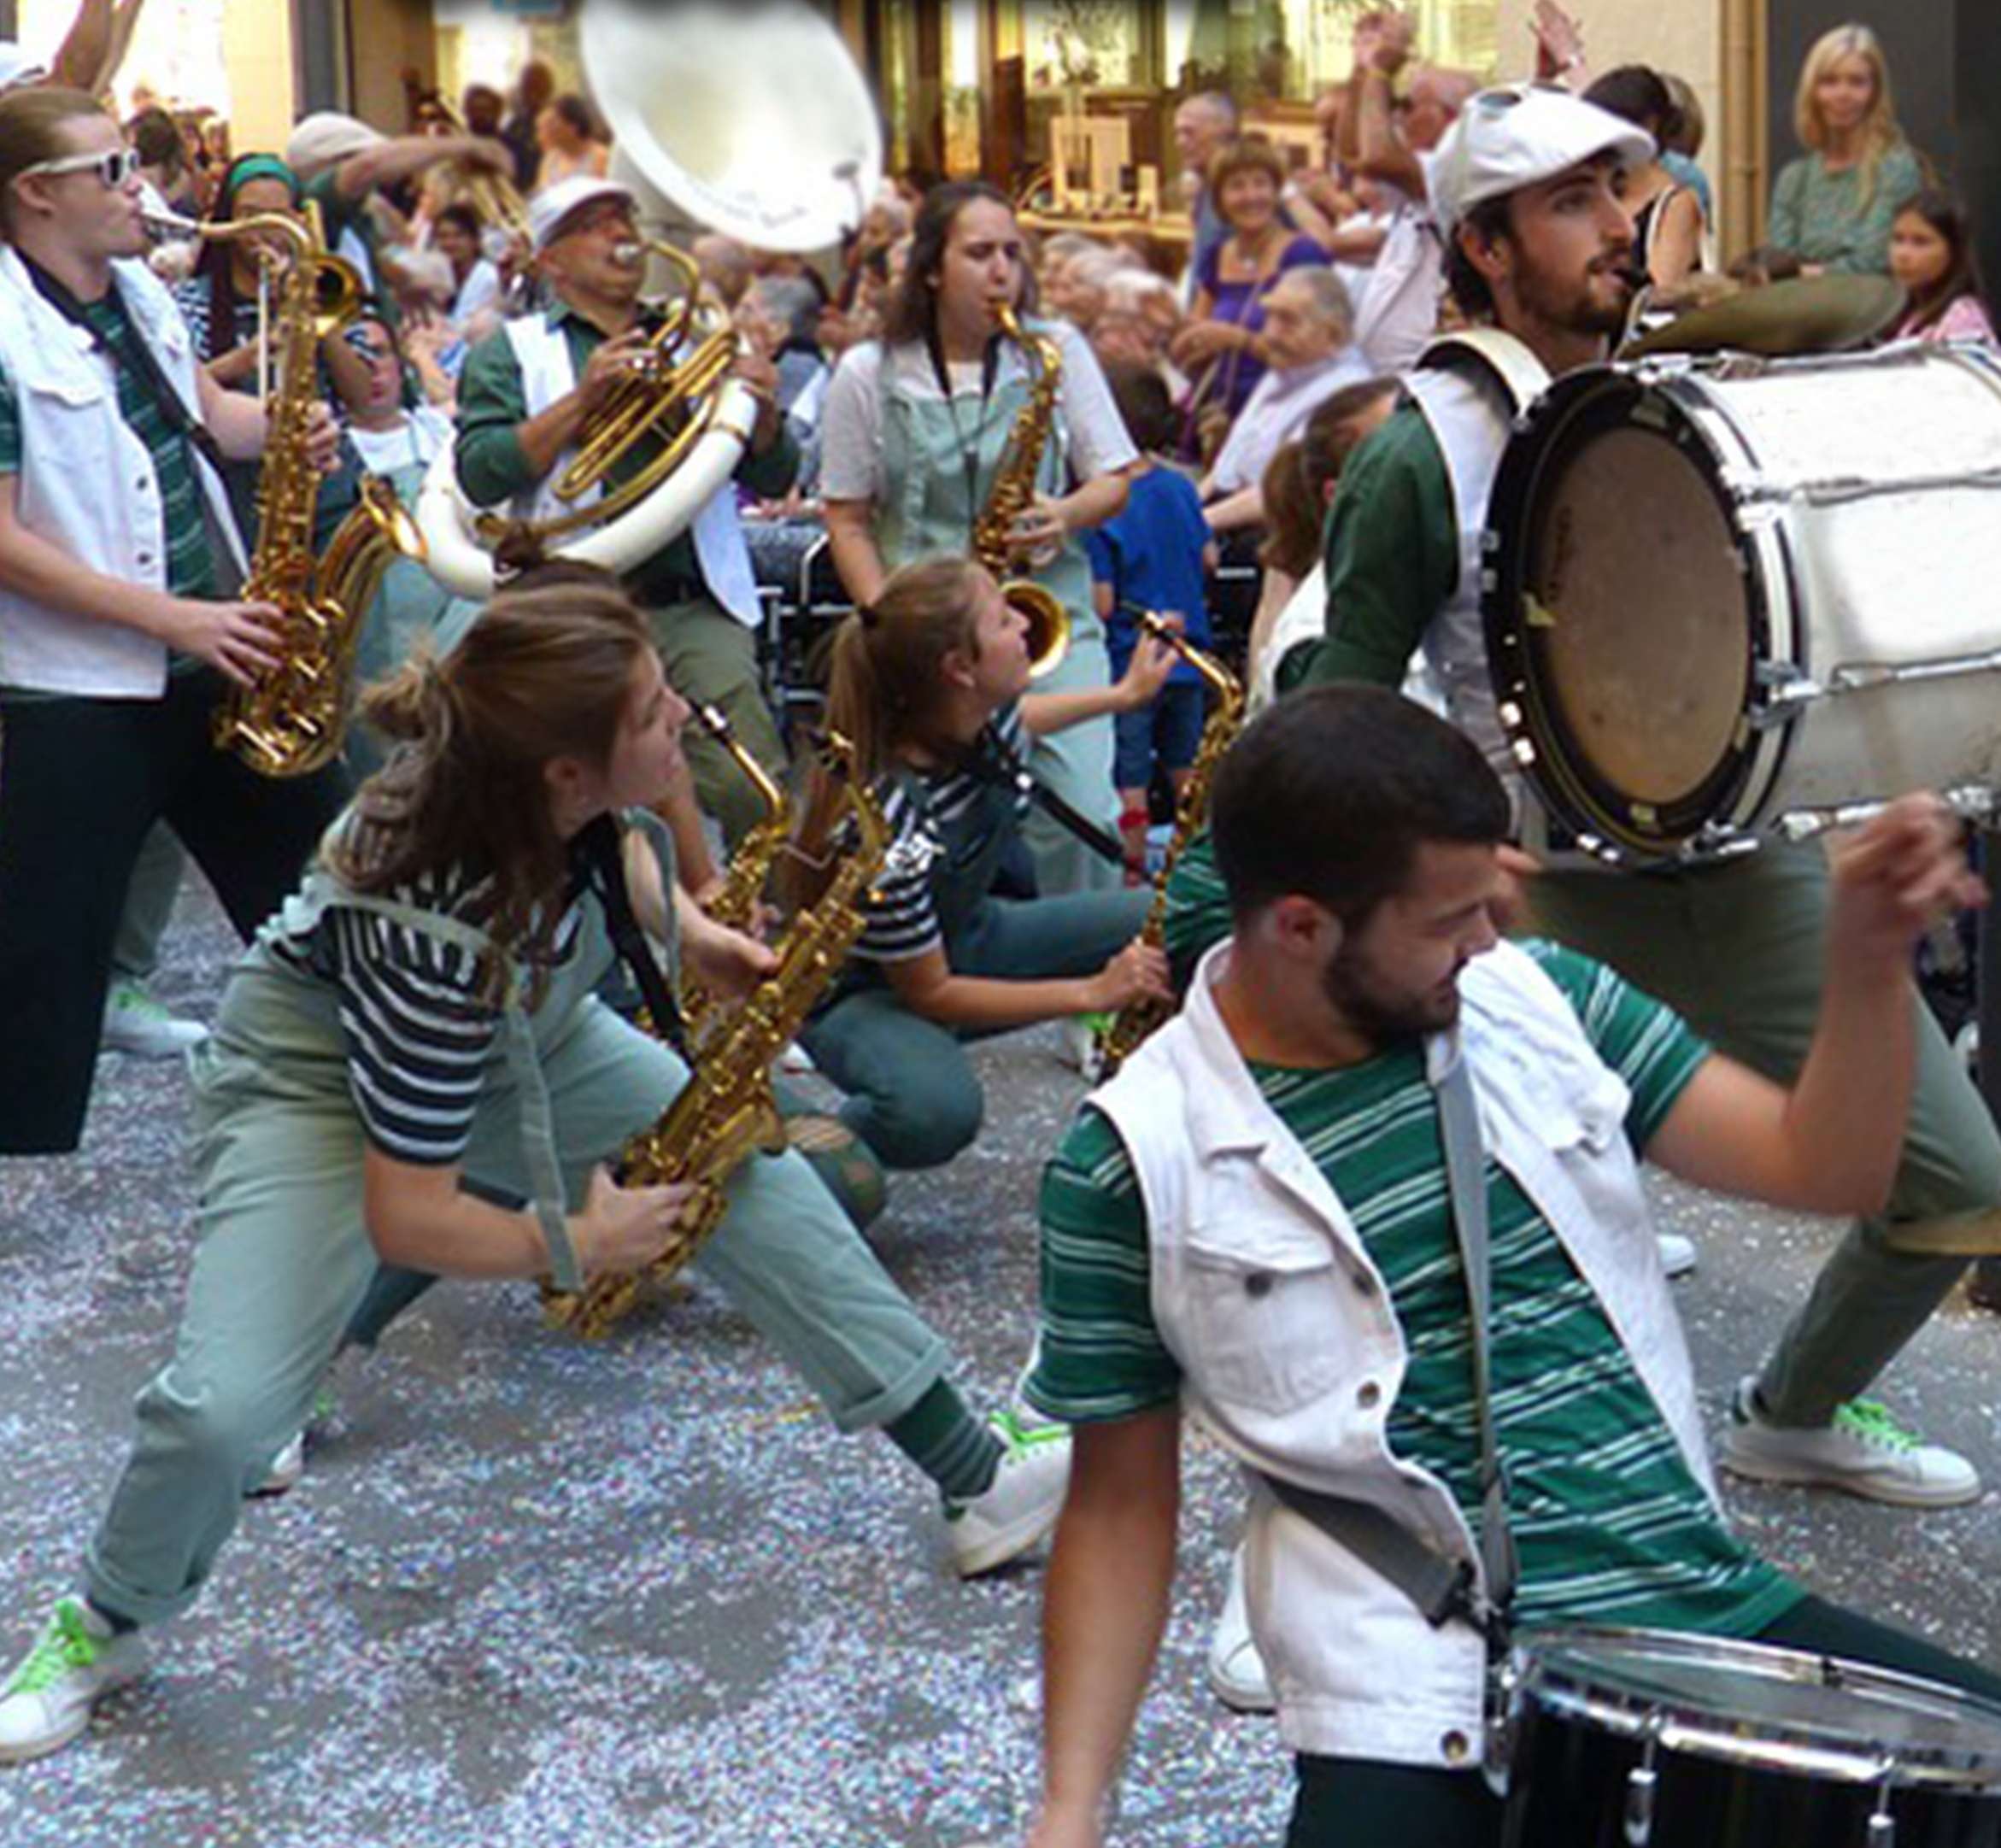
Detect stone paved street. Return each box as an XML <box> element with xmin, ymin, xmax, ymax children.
<box><xmin>5</xmin><ymin>883</ymin><xmax>2001</xmax><ymax>1848</ymax></box>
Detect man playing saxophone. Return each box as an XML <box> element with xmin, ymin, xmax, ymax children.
<box><xmin>453</xmin><ymin>175</ymin><xmax>793</xmax><ymax>852</ymax></box>
<box><xmin>819</xmin><ymin>181</ymin><xmax>1140</xmax><ymax>899</ymax></box>
<box><xmin>0</xmin><ymin>85</ymin><xmax>345</xmax><ymax>1159</ymax></box>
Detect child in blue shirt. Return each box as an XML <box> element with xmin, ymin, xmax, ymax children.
<box><xmin>1085</xmin><ymin>363</ymin><xmax>1220</xmax><ymax>877</ymax></box>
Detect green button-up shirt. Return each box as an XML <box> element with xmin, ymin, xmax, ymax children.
<box><xmin>455</xmin><ymin>299</ymin><xmax>798</xmax><ymax>609</ymax></box>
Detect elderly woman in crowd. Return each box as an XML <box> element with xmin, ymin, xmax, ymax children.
<box><xmin>1200</xmin><ymin>266</ymin><xmax>1371</xmax><ymax>533</ymax></box>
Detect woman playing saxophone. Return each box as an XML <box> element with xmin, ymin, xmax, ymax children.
<box><xmin>819</xmin><ymin>181</ymin><xmax>1142</xmax><ymax>897</ymax></box>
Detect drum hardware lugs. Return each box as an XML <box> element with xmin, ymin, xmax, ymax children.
<box><xmin>1867</xmin><ymin>1760</ymin><xmax>1899</xmax><ymax>1846</ymax></box>
<box><xmin>1625</xmin><ymin>1720</ymin><xmax>1664</xmax><ymax>1845</ymax></box>
<box><xmin>1751</xmin><ymin>650</ymin><xmax>2001</xmax><ymax>730</ymax></box>
<box><xmin>1777</xmin><ymin>785</ymin><xmax>2001</xmax><ymax>843</ymax></box>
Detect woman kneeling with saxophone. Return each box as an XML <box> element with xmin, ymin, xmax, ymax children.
<box><xmin>0</xmin><ymin>575</ymin><xmax>1076</xmax><ymax>1766</ymax></box>
<box><xmin>794</xmin><ymin>555</ymin><xmax>1177</xmax><ymax>1174</ymax></box>
<box><xmin>819</xmin><ymin>181</ymin><xmax>1140</xmax><ymax>898</ymax></box>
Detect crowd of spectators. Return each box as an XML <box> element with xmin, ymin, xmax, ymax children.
<box><xmin>18</xmin><ymin>4</ymin><xmax>1991</xmax><ymax>883</ymax></box>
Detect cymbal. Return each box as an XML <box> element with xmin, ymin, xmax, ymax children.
<box><xmin>1622</xmin><ymin>273</ymin><xmax>1907</xmax><ymax>359</ymax></box>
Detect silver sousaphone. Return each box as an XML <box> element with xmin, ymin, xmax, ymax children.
<box><xmin>415</xmin><ymin>0</ymin><xmax>883</xmax><ymax>598</ymax></box>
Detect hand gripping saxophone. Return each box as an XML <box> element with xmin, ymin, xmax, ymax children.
<box><xmin>971</xmin><ymin>303</ymin><xmax>1072</xmax><ymax>677</ymax></box>
<box><xmin>147</xmin><ymin>203</ymin><xmax>425</xmax><ymax>777</ymax></box>
<box><xmin>543</xmin><ymin>736</ymin><xmax>891</xmax><ymax>1339</ymax></box>
<box><xmin>1095</xmin><ymin>611</ymin><xmax>1246</xmax><ymax>1077</ymax></box>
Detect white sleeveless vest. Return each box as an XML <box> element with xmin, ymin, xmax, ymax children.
<box><xmin>503</xmin><ymin>315</ymin><xmax>761</xmax><ymax>628</ymax></box>
<box><xmin>0</xmin><ymin>247</ymin><xmax>246</xmax><ymax>697</ymax></box>
<box><xmin>1400</xmin><ymin>329</ymin><xmax>1549</xmax><ymax>777</ymax></box>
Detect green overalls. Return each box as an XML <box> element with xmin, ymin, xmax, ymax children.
<box><xmin>875</xmin><ymin>326</ymin><xmax>1122</xmax><ymax>897</ymax></box>
<box><xmin>800</xmin><ymin>759</ymin><xmax>1149</xmax><ymax>1170</ymax></box>
<box><xmin>81</xmin><ymin>825</ymin><xmax>951</xmax><ymax>1628</ymax></box>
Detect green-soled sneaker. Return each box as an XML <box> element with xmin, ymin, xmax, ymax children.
<box><xmin>945</xmin><ymin>1417</ymin><xmax>1072</xmax><ymax>1578</ymax></box>
<box><xmin>0</xmin><ymin>1599</ymin><xmax>145</xmax><ymax>1764</ymax></box>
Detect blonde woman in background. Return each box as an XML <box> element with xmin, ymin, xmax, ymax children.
<box><xmin>1769</xmin><ymin>23</ymin><xmax>1923</xmax><ymax>275</ymax></box>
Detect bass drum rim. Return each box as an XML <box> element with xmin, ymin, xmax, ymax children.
<box><xmin>1482</xmin><ymin>366</ymin><xmax>1795</xmax><ymax>863</ymax></box>
<box><xmin>1512</xmin><ymin>1624</ymin><xmax>2001</xmax><ymax>1789</ymax></box>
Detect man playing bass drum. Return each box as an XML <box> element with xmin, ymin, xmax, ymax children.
<box><xmin>1171</xmin><ymin>82</ymin><xmax>2001</xmax><ymax>1520</ymax></box>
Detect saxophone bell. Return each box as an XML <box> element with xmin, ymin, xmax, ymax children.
<box><xmin>1009</xmin><ymin>582</ymin><xmax>1071</xmax><ymax>681</ymax></box>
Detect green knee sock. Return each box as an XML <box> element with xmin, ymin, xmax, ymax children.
<box><xmin>884</xmin><ymin>1380</ymin><xmax>1003</xmax><ymax>1502</ymax></box>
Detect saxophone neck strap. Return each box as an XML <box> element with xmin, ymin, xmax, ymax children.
<box><xmin>968</xmin><ymin>721</ymin><xmax>1125</xmax><ymax>869</ymax></box>
<box><xmin>23</xmin><ymin>252</ymin><xmax>227</xmax><ymax>479</ymax></box>
<box><xmin>574</xmin><ymin>813</ymin><xmax>691</xmax><ymax>1062</ymax></box>
<box><xmin>925</xmin><ymin>325</ymin><xmax>1005</xmax><ymax>536</ymax></box>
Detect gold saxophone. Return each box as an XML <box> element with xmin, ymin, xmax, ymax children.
<box><xmin>1096</xmin><ymin>611</ymin><xmax>1246</xmax><ymax>1077</ymax></box>
<box><xmin>543</xmin><ymin>735</ymin><xmax>891</xmax><ymax>1339</ymax></box>
<box><xmin>678</xmin><ymin>701</ymin><xmax>791</xmax><ymax>1041</ymax></box>
<box><xmin>972</xmin><ymin>303</ymin><xmax>1071</xmax><ymax>676</ymax></box>
<box><xmin>153</xmin><ymin>203</ymin><xmax>424</xmax><ymax>777</ymax></box>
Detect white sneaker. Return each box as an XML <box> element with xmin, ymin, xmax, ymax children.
<box><xmin>1719</xmin><ymin>1377</ymin><xmax>1980</xmax><ymax>1507</ymax></box>
<box><xmin>945</xmin><ymin>1421</ymin><xmax>1072</xmax><ymax>1578</ymax></box>
<box><xmin>0</xmin><ymin>1599</ymin><xmax>146</xmax><ymax>1764</ymax></box>
<box><xmin>249</xmin><ymin>1430</ymin><xmax>306</xmax><ymax>1498</ymax></box>
<box><xmin>101</xmin><ymin>981</ymin><xmax>206</xmax><ymax>1059</ymax></box>
<box><xmin>1206</xmin><ymin>1545</ymin><xmax>1276</xmax><ymax>1714</ymax></box>
<box><xmin>1657</xmin><ymin>1231</ymin><xmax>1698</xmax><ymax>1280</ymax></box>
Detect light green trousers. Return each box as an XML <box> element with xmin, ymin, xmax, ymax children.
<box><xmin>83</xmin><ymin>956</ymin><xmax>948</xmax><ymax>1628</ymax></box>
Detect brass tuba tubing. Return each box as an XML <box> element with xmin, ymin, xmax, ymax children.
<box><xmin>551</xmin><ymin>237</ymin><xmax>736</xmax><ymax>505</ymax></box>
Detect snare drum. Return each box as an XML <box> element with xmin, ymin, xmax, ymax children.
<box><xmin>1484</xmin><ymin>344</ymin><xmax>2001</xmax><ymax>862</ymax></box>
<box><xmin>1500</xmin><ymin>1627</ymin><xmax>2001</xmax><ymax>1847</ymax></box>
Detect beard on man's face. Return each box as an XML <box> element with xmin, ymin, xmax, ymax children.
<box><xmin>1517</xmin><ymin>249</ymin><xmax>1634</xmax><ymax>339</ymax></box>
<box><xmin>1319</xmin><ymin>942</ymin><xmax>1463</xmax><ymax>1047</ymax></box>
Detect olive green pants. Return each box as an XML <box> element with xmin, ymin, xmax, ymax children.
<box><xmin>1533</xmin><ymin>843</ymin><xmax>2001</xmax><ymax>1426</ymax></box>
<box><xmin>648</xmin><ymin>594</ymin><xmax>787</xmax><ymax>848</ymax></box>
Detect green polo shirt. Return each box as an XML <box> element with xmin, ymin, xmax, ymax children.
<box><xmin>455</xmin><ymin>300</ymin><xmax>799</xmax><ymax>610</ymax></box>
<box><xmin>1029</xmin><ymin>939</ymin><xmax>1802</xmax><ymax>1640</ymax></box>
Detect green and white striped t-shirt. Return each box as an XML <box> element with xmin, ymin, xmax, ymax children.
<box><xmin>1029</xmin><ymin>939</ymin><xmax>1802</xmax><ymax>1638</ymax></box>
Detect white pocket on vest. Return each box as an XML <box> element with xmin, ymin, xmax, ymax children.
<box><xmin>1182</xmin><ymin>1230</ymin><xmax>1346</xmax><ymax>1415</ymax></box>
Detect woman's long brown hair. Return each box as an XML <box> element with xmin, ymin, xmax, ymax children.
<box><xmin>330</xmin><ymin>575</ymin><xmax>651</xmax><ymax>1005</ymax></box>
<box><xmin>784</xmin><ymin>554</ymin><xmax>986</xmax><ymax>910</ymax></box>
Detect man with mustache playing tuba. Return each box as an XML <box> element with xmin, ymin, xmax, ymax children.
<box><xmin>453</xmin><ymin>175</ymin><xmax>794</xmax><ymax>854</ymax></box>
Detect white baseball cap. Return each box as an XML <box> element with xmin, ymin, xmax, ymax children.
<box><xmin>285</xmin><ymin>110</ymin><xmax>387</xmax><ymax>179</ymax></box>
<box><xmin>527</xmin><ymin>175</ymin><xmax>637</xmax><ymax>254</ymax></box>
<box><xmin>1429</xmin><ymin>83</ymin><xmax>1654</xmax><ymax>233</ymax></box>
<box><xmin>0</xmin><ymin>43</ymin><xmax>50</xmax><ymax>91</ymax></box>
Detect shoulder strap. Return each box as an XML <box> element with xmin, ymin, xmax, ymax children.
<box><xmin>21</xmin><ymin>254</ymin><xmax>227</xmax><ymax>478</ymax></box>
<box><xmin>1249</xmin><ymin>1051</ymin><xmax>1514</xmax><ymax>1646</ymax></box>
<box><xmin>573</xmin><ymin>813</ymin><xmax>690</xmax><ymax>1061</ymax></box>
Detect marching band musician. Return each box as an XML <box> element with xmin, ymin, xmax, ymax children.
<box><xmin>0</xmin><ymin>576</ymin><xmax>1073</xmax><ymax>1766</ymax></box>
<box><xmin>819</xmin><ymin>180</ymin><xmax>1141</xmax><ymax>898</ymax></box>
<box><xmin>452</xmin><ymin>173</ymin><xmax>795</xmax><ymax>851</ymax></box>
<box><xmin>789</xmin><ymin>554</ymin><xmax>1177</xmax><ymax>1175</ymax></box>
<box><xmin>1024</xmin><ymin>687</ymin><xmax>2001</xmax><ymax>1848</ymax></box>
<box><xmin>0</xmin><ymin>85</ymin><xmax>348</xmax><ymax>1158</ymax></box>
<box><xmin>1166</xmin><ymin>85</ymin><xmax>2001</xmax><ymax>1557</ymax></box>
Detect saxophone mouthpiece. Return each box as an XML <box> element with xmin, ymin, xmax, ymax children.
<box><xmin>141</xmin><ymin>207</ymin><xmax>204</xmax><ymax>240</ymax></box>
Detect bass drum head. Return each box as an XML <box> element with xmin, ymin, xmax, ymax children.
<box><xmin>1486</xmin><ymin>370</ymin><xmax>1766</xmax><ymax>859</ymax></box>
